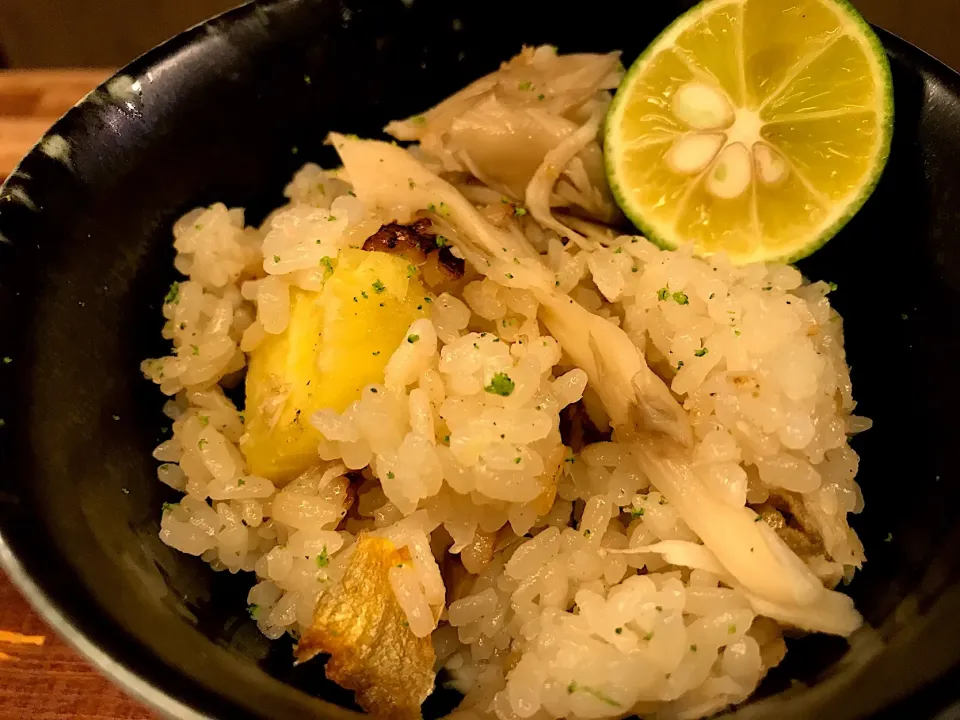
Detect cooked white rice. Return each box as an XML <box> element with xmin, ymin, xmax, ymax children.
<box><xmin>142</xmin><ymin>45</ymin><xmax>869</xmax><ymax>720</ymax></box>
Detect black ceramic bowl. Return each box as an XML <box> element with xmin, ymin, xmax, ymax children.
<box><xmin>1</xmin><ymin>1</ymin><xmax>959</xmax><ymax>718</ymax></box>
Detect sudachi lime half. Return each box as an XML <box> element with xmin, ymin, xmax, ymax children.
<box><xmin>605</xmin><ymin>0</ymin><xmax>893</xmax><ymax>264</ymax></box>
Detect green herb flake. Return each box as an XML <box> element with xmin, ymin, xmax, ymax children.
<box><xmin>2</xmin><ymin>357</ymin><xmax>11</xmax><ymax>365</ymax></box>
<box><xmin>423</xmin><ymin>296</ymin><xmax>433</xmax><ymax>304</ymax></box>
<box><xmin>583</xmin><ymin>528</ymin><xmax>593</xmax><ymax>538</ymax></box>
<box><xmin>728</xmin><ymin>624</ymin><xmax>737</xmax><ymax>634</ymax></box>
<box><xmin>484</xmin><ymin>372</ymin><xmax>515</xmax><ymax>397</ymax></box>
<box><xmin>427</xmin><ymin>202</ymin><xmax>437</xmax><ymax>212</ymax></box>
<box><xmin>273</xmin><ymin>254</ymin><xmax>281</xmax><ymax>264</ymax></box>
<box><xmin>615</xmin><ymin>627</ymin><xmax>623</xmax><ymax>635</ymax></box>
<box><xmin>694</xmin><ymin>347</ymin><xmax>708</xmax><ymax>357</ymax></box>
<box><xmin>676</xmin><ymin>360</ymin><xmax>684</xmax><ymax>370</ymax></box>
<box><xmin>291</xmin><ymin>146</ymin><xmax>298</xmax><ymax>155</ymax></box>
<box><xmin>514</xmin><ymin>457</ymin><xmax>521</xmax><ymax>464</ymax></box>
<box><xmin>566</xmin><ymin>682</ymin><xmax>621</xmax><ymax>707</ymax></box>
<box><xmin>247</xmin><ymin>604</ymin><xmax>260</xmax><ymax>620</ymax></box>
<box><xmin>320</xmin><ymin>256</ymin><xmax>334</xmax><ymax>275</ymax></box>
<box><xmin>304</xmin><ymin>74</ymin><xmax>311</xmax><ymax>84</ymax></box>
<box><xmin>514</xmin><ymin>206</ymin><xmax>528</xmax><ymax>217</ymax></box>
<box><xmin>316</xmin><ymin>546</ymin><xmax>330</xmax><ymax>568</ymax></box>
<box><xmin>827</xmin><ymin>281</ymin><xmax>838</xmax><ymax>292</ymax></box>
<box><xmin>613</xmin><ymin>247</ymin><xmax>623</xmax><ymax>254</ymax></box>
<box><xmin>412</xmin><ymin>115</ymin><xmax>427</xmax><ymax>125</ymax></box>
<box><xmin>162</xmin><ymin>502</ymin><xmax>175</xmax><ymax>514</ymax></box>
<box><xmin>672</xmin><ymin>291</ymin><xmax>689</xmax><ymax>305</ymax></box>
<box><xmin>644</xmin><ymin>631</ymin><xmax>654</xmax><ymax>641</ymax></box>
<box><xmin>630</xmin><ymin>507</ymin><xmax>645</xmax><ymax>518</ymax></box>
<box><xmin>361</xmin><ymin>291</ymin><xmax>368</xmax><ymax>299</ymax></box>
<box><xmin>238</xmin><ymin>478</ymin><xmax>246</xmax><ymax>487</ymax></box>
<box><xmin>372</xmin><ymin>280</ymin><xmax>386</xmax><ymax>294</ymax></box>
<box><xmin>387</xmin><ymin>471</ymin><xmax>395</xmax><ymax>479</ymax></box>
<box><xmin>199</xmin><ymin>415</ymin><xmax>209</xmax><ymax>427</ymax></box>
<box><xmin>518</xmin><ymin>80</ymin><xmax>533</xmax><ymax>91</ymax></box>
<box><xmin>657</xmin><ymin>286</ymin><xmax>670</xmax><ymax>301</ymax></box>
<box><xmin>435</xmin><ymin>235</ymin><xmax>450</xmax><ymax>248</ymax></box>
<box><xmin>537</xmin><ymin>93</ymin><xmax>545</xmax><ymax>101</ymax></box>
<box><xmin>690</xmin><ymin>644</ymin><xmax>698</xmax><ymax>652</ymax></box>
<box><xmin>328</xmin><ymin>215</ymin><xmax>337</xmax><ymax>222</ymax></box>
<box><xmin>372</xmin><ymin>350</ymin><xmax>380</xmax><ymax>356</ymax></box>
<box><xmin>406</xmin><ymin>334</ymin><xmax>421</xmax><ymax>345</ymax></box>
<box><xmin>584</xmin><ymin>687</ymin><xmax>621</xmax><ymax>707</ymax></box>
<box><xmin>443</xmin><ymin>434</ymin><xmax>450</xmax><ymax>443</ymax></box>
<box><xmin>754</xmin><ymin>516</ymin><xmax>763</xmax><ymax>522</ymax></box>
<box><xmin>198</xmin><ymin>438</ymin><xmax>208</xmax><ymax>450</ymax></box>
<box><xmin>191</xmin><ymin>344</ymin><xmax>200</xmax><ymax>356</ymax></box>
<box><xmin>407</xmin><ymin>264</ymin><xmax>418</xmax><ymax>278</ymax></box>
<box><xmin>164</xmin><ymin>282</ymin><xmax>181</xmax><ymax>305</ymax></box>
<box><xmin>885</xmin><ymin>532</ymin><xmax>893</xmax><ymax>542</ymax></box>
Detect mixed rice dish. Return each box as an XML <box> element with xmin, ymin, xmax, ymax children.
<box><xmin>142</xmin><ymin>46</ymin><xmax>870</xmax><ymax>720</ymax></box>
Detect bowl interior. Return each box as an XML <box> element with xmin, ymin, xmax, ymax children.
<box><xmin>1</xmin><ymin>1</ymin><xmax>960</xmax><ymax>718</ymax></box>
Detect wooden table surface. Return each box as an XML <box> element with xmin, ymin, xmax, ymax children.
<box><xmin>1</xmin><ymin>70</ymin><xmax>157</xmax><ymax>719</ymax></box>
<box><xmin>0</xmin><ymin>572</ymin><xmax>155</xmax><ymax>720</ymax></box>
<box><xmin>0</xmin><ymin>69</ymin><xmax>112</xmax><ymax>180</ymax></box>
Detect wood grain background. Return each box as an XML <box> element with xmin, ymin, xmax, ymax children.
<box><xmin>0</xmin><ymin>69</ymin><xmax>112</xmax><ymax>181</ymax></box>
<box><xmin>0</xmin><ymin>572</ymin><xmax>155</xmax><ymax>720</ymax></box>
<box><xmin>0</xmin><ymin>0</ymin><xmax>958</xmax><ymax>71</ymax></box>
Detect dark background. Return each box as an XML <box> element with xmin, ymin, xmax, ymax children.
<box><xmin>0</xmin><ymin>0</ymin><xmax>958</xmax><ymax>72</ymax></box>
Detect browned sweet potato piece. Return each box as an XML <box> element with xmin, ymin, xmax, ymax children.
<box><xmin>296</xmin><ymin>535</ymin><xmax>436</xmax><ymax>720</ymax></box>
<box><xmin>363</xmin><ymin>219</ymin><xmax>437</xmax><ymax>259</ymax></box>
<box><xmin>362</xmin><ymin>220</ymin><xmax>465</xmax><ymax>290</ymax></box>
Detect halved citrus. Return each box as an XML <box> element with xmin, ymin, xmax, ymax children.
<box><xmin>604</xmin><ymin>0</ymin><xmax>893</xmax><ymax>264</ymax></box>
